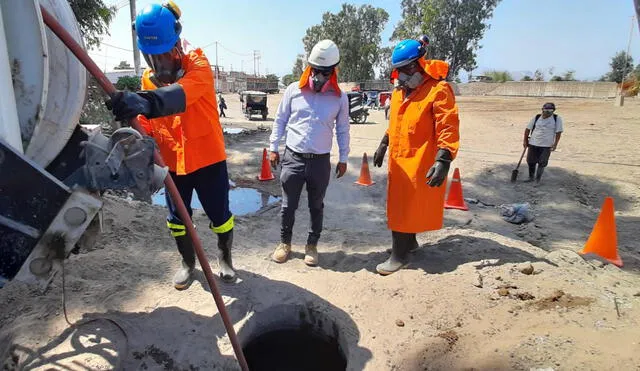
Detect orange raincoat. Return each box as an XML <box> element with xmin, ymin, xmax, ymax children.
<box><xmin>386</xmin><ymin>59</ymin><xmax>460</xmax><ymax>233</ymax></box>
<box><xmin>138</xmin><ymin>48</ymin><xmax>225</xmax><ymax>175</ymax></box>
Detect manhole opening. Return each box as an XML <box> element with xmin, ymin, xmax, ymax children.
<box><xmin>239</xmin><ymin>304</ymin><xmax>347</xmax><ymax>371</ymax></box>
<box><xmin>243</xmin><ymin>327</ymin><xmax>346</xmax><ymax>371</ymax></box>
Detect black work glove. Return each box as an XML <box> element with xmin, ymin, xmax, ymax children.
<box><xmin>373</xmin><ymin>134</ymin><xmax>389</xmax><ymax>167</ymax></box>
<box><xmin>106</xmin><ymin>91</ymin><xmax>151</xmax><ymax>122</ymax></box>
<box><xmin>106</xmin><ymin>85</ymin><xmax>186</xmax><ymax>122</ymax></box>
<box><xmin>426</xmin><ymin>149</ymin><xmax>452</xmax><ymax>187</ymax></box>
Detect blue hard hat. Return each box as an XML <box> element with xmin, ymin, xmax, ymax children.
<box><xmin>391</xmin><ymin>39</ymin><xmax>425</xmax><ymax>69</ymax></box>
<box><xmin>135</xmin><ymin>4</ymin><xmax>181</xmax><ymax>55</ymax></box>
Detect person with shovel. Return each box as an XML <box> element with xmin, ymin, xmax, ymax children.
<box><xmin>372</xmin><ymin>37</ymin><xmax>460</xmax><ymax>275</ymax></box>
<box><xmin>522</xmin><ymin>102</ymin><xmax>563</xmax><ymax>183</ymax></box>
<box><xmin>106</xmin><ymin>1</ymin><xmax>237</xmax><ymax>288</ymax></box>
<box><xmin>268</xmin><ymin>39</ymin><xmax>350</xmax><ymax>267</ymax></box>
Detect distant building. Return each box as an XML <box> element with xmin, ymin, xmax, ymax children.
<box><xmin>105</xmin><ymin>69</ymin><xmax>140</xmax><ymax>84</ymax></box>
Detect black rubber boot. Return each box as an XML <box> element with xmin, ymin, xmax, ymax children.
<box><xmin>524</xmin><ymin>164</ymin><xmax>536</xmax><ymax>182</ymax></box>
<box><xmin>376</xmin><ymin>232</ymin><xmax>412</xmax><ymax>276</ymax></box>
<box><xmin>173</xmin><ymin>234</ymin><xmax>196</xmax><ymax>290</ymax></box>
<box><xmin>217</xmin><ymin>230</ymin><xmax>237</xmax><ymax>283</ymax></box>
<box><xmin>535</xmin><ymin>166</ymin><xmax>545</xmax><ymax>183</ymax></box>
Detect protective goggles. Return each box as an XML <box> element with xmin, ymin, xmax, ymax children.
<box><xmin>311</xmin><ymin>67</ymin><xmax>334</xmax><ymax>77</ymax></box>
<box><xmin>396</xmin><ymin>61</ymin><xmax>420</xmax><ymax>75</ymax></box>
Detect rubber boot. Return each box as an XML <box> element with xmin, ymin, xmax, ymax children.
<box><xmin>376</xmin><ymin>232</ymin><xmax>412</xmax><ymax>276</ymax></box>
<box><xmin>524</xmin><ymin>164</ymin><xmax>536</xmax><ymax>182</ymax></box>
<box><xmin>217</xmin><ymin>230</ymin><xmax>237</xmax><ymax>283</ymax></box>
<box><xmin>173</xmin><ymin>234</ymin><xmax>196</xmax><ymax>290</ymax></box>
<box><xmin>535</xmin><ymin>166</ymin><xmax>545</xmax><ymax>183</ymax></box>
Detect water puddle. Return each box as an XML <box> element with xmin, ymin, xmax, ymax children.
<box><xmin>223</xmin><ymin>127</ymin><xmax>246</xmax><ymax>134</ymax></box>
<box><xmin>152</xmin><ymin>186</ymin><xmax>280</xmax><ymax>216</ymax></box>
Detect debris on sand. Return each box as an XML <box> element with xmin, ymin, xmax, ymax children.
<box><xmin>437</xmin><ymin>330</ymin><xmax>459</xmax><ymax>347</ymax></box>
<box><xmin>532</xmin><ymin>290</ymin><xmax>594</xmax><ymax>311</ymax></box>
<box><xmin>396</xmin><ymin>319</ymin><xmax>405</xmax><ymax>327</ymax></box>
<box><xmin>498</xmin><ymin>288</ymin><xmax>510</xmax><ymax>297</ymax></box>
<box><xmin>519</xmin><ymin>263</ymin><xmax>534</xmax><ymax>275</ymax></box>
<box><xmin>514</xmin><ymin>292</ymin><xmax>536</xmax><ymax>301</ymax></box>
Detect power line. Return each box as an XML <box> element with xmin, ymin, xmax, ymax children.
<box><xmin>102</xmin><ymin>42</ymin><xmax>133</xmax><ymax>52</ymax></box>
<box><xmin>202</xmin><ymin>41</ymin><xmax>251</xmax><ymax>57</ymax></box>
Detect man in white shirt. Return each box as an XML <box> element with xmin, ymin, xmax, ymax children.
<box><xmin>268</xmin><ymin>40</ymin><xmax>350</xmax><ymax>266</ymax></box>
<box><xmin>523</xmin><ymin>102</ymin><xmax>564</xmax><ymax>183</ymax></box>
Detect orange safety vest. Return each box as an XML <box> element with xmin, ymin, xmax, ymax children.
<box><xmin>386</xmin><ymin>59</ymin><xmax>460</xmax><ymax>233</ymax></box>
<box><xmin>138</xmin><ymin>48</ymin><xmax>225</xmax><ymax>175</ymax></box>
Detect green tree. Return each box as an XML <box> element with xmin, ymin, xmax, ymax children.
<box><xmin>265</xmin><ymin>74</ymin><xmax>279</xmax><ymax>81</ymax></box>
<box><xmin>114</xmin><ymin>60</ymin><xmax>133</xmax><ymax>70</ymax></box>
<box><xmin>550</xmin><ymin>75</ymin><xmax>563</xmax><ymax>81</ymax></box>
<box><xmin>484</xmin><ymin>70</ymin><xmax>512</xmax><ymax>83</ymax></box>
<box><xmin>281</xmin><ymin>74</ymin><xmax>296</xmax><ymax>86</ymax></box>
<box><xmin>521</xmin><ymin>75</ymin><xmax>533</xmax><ymax>81</ymax></box>
<box><xmin>115</xmin><ymin>76</ymin><xmax>141</xmax><ymax>91</ymax></box>
<box><xmin>534</xmin><ymin>69</ymin><xmax>544</xmax><ymax>81</ymax></box>
<box><xmin>392</xmin><ymin>0</ymin><xmax>500</xmax><ymax>81</ymax></box>
<box><xmin>292</xmin><ymin>54</ymin><xmax>305</xmax><ymax>79</ymax></box>
<box><xmin>303</xmin><ymin>4</ymin><xmax>389</xmax><ymax>82</ymax></box>
<box><xmin>376</xmin><ymin>46</ymin><xmax>394</xmax><ymax>79</ymax></box>
<box><xmin>69</xmin><ymin>0</ymin><xmax>117</xmax><ymax>49</ymax></box>
<box><xmin>602</xmin><ymin>51</ymin><xmax>634</xmax><ymax>83</ymax></box>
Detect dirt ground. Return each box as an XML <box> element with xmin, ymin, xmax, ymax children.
<box><xmin>2</xmin><ymin>93</ymin><xmax>640</xmax><ymax>371</ymax></box>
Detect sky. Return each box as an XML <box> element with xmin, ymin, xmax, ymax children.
<box><xmin>92</xmin><ymin>0</ymin><xmax>639</xmax><ymax>81</ymax></box>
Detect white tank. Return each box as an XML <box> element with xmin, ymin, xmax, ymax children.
<box><xmin>0</xmin><ymin>0</ymin><xmax>86</xmax><ymax>167</ymax></box>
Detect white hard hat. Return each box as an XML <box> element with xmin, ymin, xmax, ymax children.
<box><xmin>307</xmin><ymin>39</ymin><xmax>340</xmax><ymax>70</ymax></box>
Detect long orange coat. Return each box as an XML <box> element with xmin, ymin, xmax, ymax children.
<box><xmin>138</xmin><ymin>48</ymin><xmax>225</xmax><ymax>175</ymax></box>
<box><xmin>386</xmin><ymin>59</ymin><xmax>460</xmax><ymax>233</ymax></box>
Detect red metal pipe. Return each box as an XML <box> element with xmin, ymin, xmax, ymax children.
<box><xmin>39</xmin><ymin>6</ymin><xmax>249</xmax><ymax>371</ymax></box>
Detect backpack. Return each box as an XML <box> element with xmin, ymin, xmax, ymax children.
<box><xmin>532</xmin><ymin>113</ymin><xmax>558</xmax><ymax>131</ymax></box>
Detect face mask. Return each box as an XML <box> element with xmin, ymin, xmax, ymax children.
<box><xmin>542</xmin><ymin>109</ymin><xmax>554</xmax><ymax>116</ymax></box>
<box><xmin>144</xmin><ymin>48</ymin><xmax>183</xmax><ymax>84</ymax></box>
<box><xmin>310</xmin><ymin>70</ymin><xmax>331</xmax><ymax>92</ymax></box>
<box><xmin>397</xmin><ymin>71</ymin><xmax>424</xmax><ymax>89</ymax></box>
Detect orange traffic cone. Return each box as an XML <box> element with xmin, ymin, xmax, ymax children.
<box><xmin>444</xmin><ymin>168</ymin><xmax>468</xmax><ymax>211</ymax></box>
<box><xmin>579</xmin><ymin>197</ymin><xmax>622</xmax><ymax>267</ymax></box>
<box><xmin>258</xmin><ymin>148</ymin><xmax>275</xmax><ymax>181</ymax></box>
<box><xmin>354</xmin><ymin>153</ymin><xmax>375</xmax><ymax>186</ymax></box>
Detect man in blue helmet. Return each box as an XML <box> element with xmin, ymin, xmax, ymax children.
<box><xmin>372</xmin><ymin>37</ymin><xmax>460</xmax><ymax>275</ymax></box>
<box><xmin>106</xmin><ymin>1</ymin><xmax>237</xmax><ymax>288</ymax></box>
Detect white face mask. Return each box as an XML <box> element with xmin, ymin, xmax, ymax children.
<box><xmin>397</xmin><ymin>71</ymin><xmax>424</xmax><ymax>89</ymax></box>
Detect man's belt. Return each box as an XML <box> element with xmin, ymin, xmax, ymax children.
<box><xmin>286</xmin><ymin>147</ymin><xmax>330</xmax><ymax>159</ymax></box>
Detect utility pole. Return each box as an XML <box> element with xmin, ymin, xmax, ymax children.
<box><xmin>215</xmin><ymin>41</ymin><xmax>219</xmax><ymax>91</ymax></box>
<box><xmin>253</xmin><ymin>50</ymin><xmax>258</xmax><ymax>76</ymax></box>
<box><xmin>616</xmin><ymin>15</ymin><xmax>635</xmax><ymax>107</ymax></box>
<box><xmin>129</xmin><ymin>0</ymin><xmax>140</xmax><ymax>76</ymax></box>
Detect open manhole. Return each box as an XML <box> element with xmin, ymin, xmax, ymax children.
<box><xmin>239</xmin><ymin>304</ymin><xmax>347</xmax><ymax>371</ymax></box>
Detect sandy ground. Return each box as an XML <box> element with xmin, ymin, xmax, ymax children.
<box><xmin>2</xmin><ymin>93</ymin><xmax>640</xmax><ymax>371</ymax></box>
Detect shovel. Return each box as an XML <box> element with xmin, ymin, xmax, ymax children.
<box><xmin>511</xmin><ymin>147</ymin><xmax>527</xmax><ymax>182</ymax></box>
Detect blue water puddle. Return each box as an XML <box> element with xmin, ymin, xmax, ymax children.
<box><xmin>152</xmin><ymin>186</ymin><xmax>280</xmax><ymax>216</ymax></box>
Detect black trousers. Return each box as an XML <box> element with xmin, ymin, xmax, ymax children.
<box><xmin>165</xmin><ymin>161</ymin><xmax>233</xmax><ymax>234</ymax></box>
<box><xmin>526</xmin><ymin>145</ymin><xmax>552</xmax><ymax>178</ymax></box>
<box><xmin>279</xmin><ymin>148</ymin><xmax>331</xmax><ymax>246</ymax></box>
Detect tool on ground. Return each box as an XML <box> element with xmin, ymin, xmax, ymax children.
<box><xmin>511</xmin><ymin>147</ymin><xmax>527</xmax><ymax>183</ymax></box>
<box><xmin>258</xmin><ymin>148</ymin><xmax>275</xmax><ymax>181</ymax></box>
<box><xmin>579</xmin><ymin>196</ymin><xmax>622</xmax><ymax>267</ymax></box>
<box><xmin>512</xmin><ymin>117</ymin><xmax>540</xmax><ymax>182</ymax></box>
<box><xmin>354</xmin><ymin>152</ymin><xmax>375</xmax><ymax>186</ymax></box>
<box><xmin>444</xmin><ymin>168</ymin><xmax>468</xmax><ymax>211</ymax></box>
<box><xmin>39</xmin><ymin>6</ymin><xmax>249</xmax><ymax>370</ymax></box>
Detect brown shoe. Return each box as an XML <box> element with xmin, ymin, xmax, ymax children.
<box><xmin>272</xmin><ymin>242</ymin><xmax>291</xmax><ymax>263</ymax></box>
<box><xmin>304</xmin><ymin>244</ymin><xmax>318</xmax><ymax>266</ymax></box>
